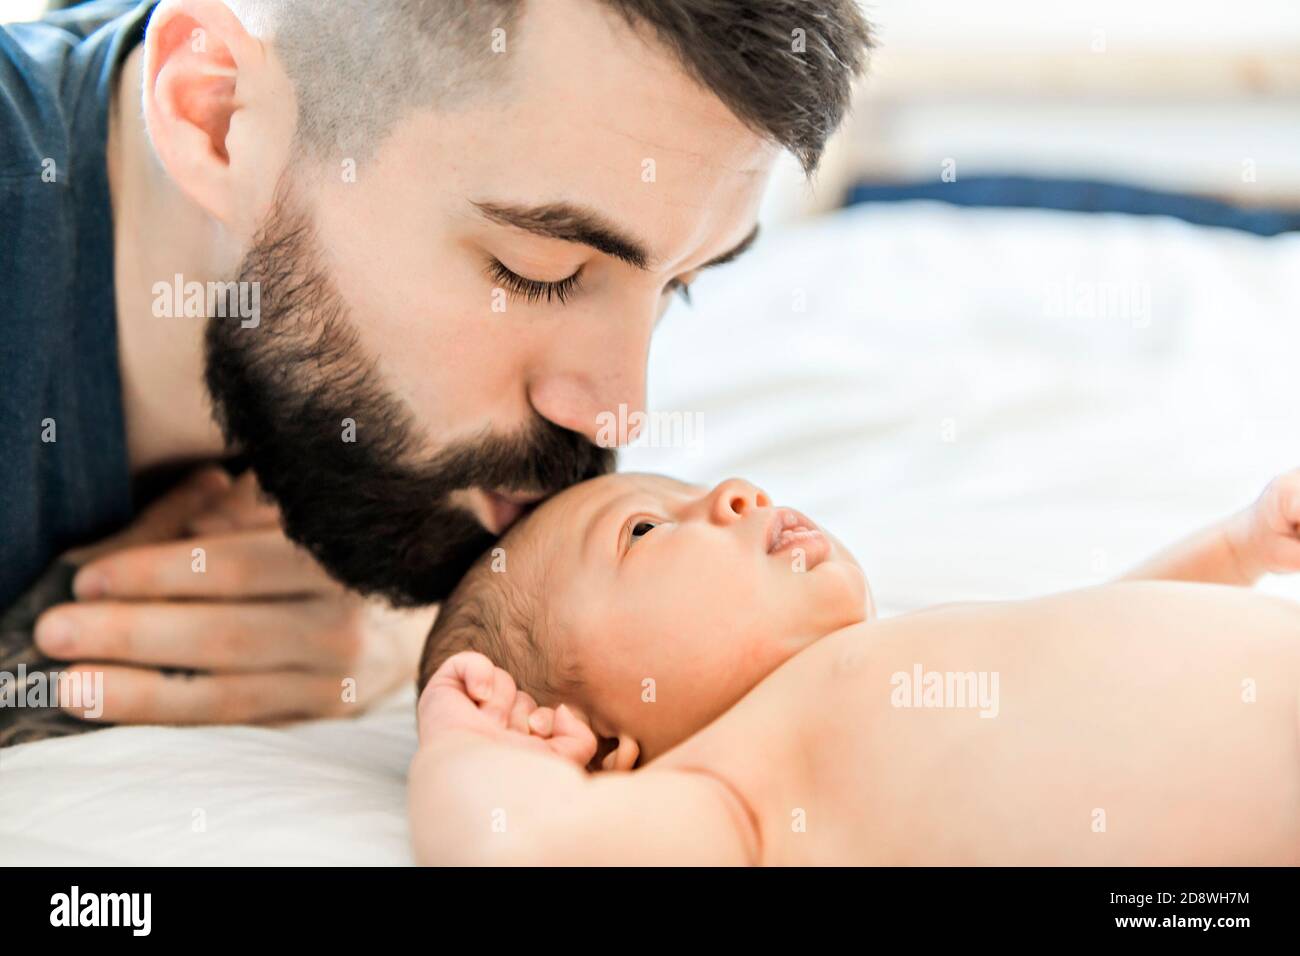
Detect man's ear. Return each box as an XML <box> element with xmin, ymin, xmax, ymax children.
<box><xmin>142</xmin><ymin>0</ymin><xmax>285</xmax><ymax>227</ymax></box>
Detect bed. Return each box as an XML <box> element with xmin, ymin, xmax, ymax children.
<box><xmin>3</xmin><ymin>200</ymin><xmax>1299</xmax><ymax>865</ymax></box>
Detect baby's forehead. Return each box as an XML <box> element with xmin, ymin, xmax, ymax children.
<box><xmin>566</xmin><ymin>472</ymin><xmax>702</xmax><ymax>511</ymax></box>
<box><xmin>520</xmin><ymin>472</ymin><xmax>699</xmax><ymax>539</ymax></box>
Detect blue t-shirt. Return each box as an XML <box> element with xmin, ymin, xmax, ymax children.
<box><xmin>0</xmin><ymin>1</ymin><xmax>156</xmax><ymax>608</ymax></box>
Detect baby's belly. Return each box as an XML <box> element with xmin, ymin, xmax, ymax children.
<box><xmin>717</xmin><ymin>582</ymin><xmax>1300</xmax><ymax>865</ymax></box>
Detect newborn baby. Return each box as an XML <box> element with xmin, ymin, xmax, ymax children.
<box><xmin>409</xmin><ymin>472</ymin><xmax>1300</xmax><ymax>864</ymax></box>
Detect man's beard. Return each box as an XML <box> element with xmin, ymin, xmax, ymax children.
<box><xmin>204</xmin><ymin>195</ymin><xmax>613</xmax><ymax>607</ymax></box>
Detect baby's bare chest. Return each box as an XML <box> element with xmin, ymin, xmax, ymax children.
<box><xmin>664</xmin><ymin>584</ymin><xmax>1300</xmax><ymax>863</ymax></box>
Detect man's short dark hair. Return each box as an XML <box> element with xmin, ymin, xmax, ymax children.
<box><xmin>258</xmin><ymin>0</ymin><xmax>872</xmax><ymax>171</ymax></box>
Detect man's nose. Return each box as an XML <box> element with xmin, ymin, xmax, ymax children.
<box><xmin>706</xmin><ymin>478</ymin><xmax>771</xmax><ymax>525</ymax></box>
<box><xmin>527</xmin><ymin>323</ymin><xmax>651</xmax><ymax>447</ymax></box>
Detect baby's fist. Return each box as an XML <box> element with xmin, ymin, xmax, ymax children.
<box><xmin>418</xmin><ymin>651</ymin><xmax>519</xmax><ymax>741</ymax></box>
<box><xmin>1233</xmin><ymin>470</ymin><xmax>1300</xmax><ymax>577</ymax></box>
<box><xmin>417</xmin><ymin>651</ymin><xmax>598</xmax><ymax>768</ymax></box>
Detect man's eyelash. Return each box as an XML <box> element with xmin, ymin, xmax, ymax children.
<box><xmin>487</xmin><ymin>260</ymin><xmax>691</xmax><ymax>307</ymax></box>
<box><xmin>487</xmin><ymin>259</ymin><xmax>582</xmax><ymax>305</ymax></box>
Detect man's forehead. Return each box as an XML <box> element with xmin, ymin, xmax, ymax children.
<box><xmin>450</xmin><ymin>0</ymin><xmax>778</xmax><ymax>211</ymax></box>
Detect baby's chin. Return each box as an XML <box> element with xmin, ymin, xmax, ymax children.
<box><xmin>808</xmin><ymin>537</ymin><xmax>874</xmax><ymax>630</ymax></box>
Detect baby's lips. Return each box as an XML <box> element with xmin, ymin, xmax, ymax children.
<box><xmin>764</xmin><ymin>506</ymin><xmax>832</xmax><ymax>570</ymax></box>
<box><xmin>764</xmin><ymin>506</ymin><xmax>820</xmax><ymax>552</ymax></box>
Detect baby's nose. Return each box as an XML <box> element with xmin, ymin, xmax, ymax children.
<box><xmin>707</xmin><ymin>478</ymin><xmax>770</xmax><ymax>523</ymax></box>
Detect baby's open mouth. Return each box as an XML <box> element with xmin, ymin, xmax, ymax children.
<box><xmin>767</xmin><ymin>507</ymin><xmax>830</xmax><ymax>567</ymax></box>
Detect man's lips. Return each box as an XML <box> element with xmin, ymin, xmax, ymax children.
<box><xmin>479</xmin><ymin>489</ymin><xmax>546</xmax><ymax>535</ymax></box>
<box><xmin>766</xmin><ymin>507</ymin><xmax>830</xmax><ymax>569</ymax></box>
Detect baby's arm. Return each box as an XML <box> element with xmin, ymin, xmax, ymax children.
<box><xmin>1123</xmin><ymin>470</ymin><xmax>1300</xmax><ymax>586</ymax></box>
<box><xmin>408</xmin><ymin>652</ymin><xmax>757</xmax><ymax>866</ymax></box>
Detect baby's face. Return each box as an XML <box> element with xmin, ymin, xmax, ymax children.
<box><xmin>531</xmin><ymin>472</ymin><xmax>870</xmax><ymax>759</ymax></box>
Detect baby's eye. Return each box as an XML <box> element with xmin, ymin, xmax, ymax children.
<box><xmin>630</xmin><ymin>521</ymin><xmax>658</xmax><ymax>543</ymax></box>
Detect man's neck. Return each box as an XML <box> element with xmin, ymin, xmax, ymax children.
<box><xmin>108</xmin><ymin>45</ymin><xmax>231</xmax><ymax>475</ymax></box>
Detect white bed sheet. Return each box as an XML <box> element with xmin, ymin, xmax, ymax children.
<box><xmin>4</xmin><ymin>201</ymin><xmax>1299</xmax><ymax>865</ymax></box>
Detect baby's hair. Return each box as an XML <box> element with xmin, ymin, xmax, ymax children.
<box><xmin>417</xmin><ymin>516</ymin><xmax>570</xmax><ymax>703</ymax></box>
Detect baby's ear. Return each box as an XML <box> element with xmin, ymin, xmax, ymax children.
<box><xmin>594</xmin><ymin>733</ymin><xmax>640</xmax><ymax>772</ymax></box>
<box><xmin>569</xmin><ymin>706</ymin><xmax>640</xmax><ymax>772</ymax></box>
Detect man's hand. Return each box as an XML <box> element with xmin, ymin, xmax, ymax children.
<box><xmin>34</xmin><ymin>467</ymin><xmax>435</xmax><ymax>725</ymax></box>
<box><xmin>1227</xmin><ymin>469</ymin><xmax>1300</xmax><ymax>579</ymax></box>
<box><xmin>417</xmin><ymin>651</ymin><xmax>597</xmax><ymax>767</ymax></box>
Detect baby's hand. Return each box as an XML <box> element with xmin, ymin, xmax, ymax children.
<box><xmin>418</xmin><ymin>651</ymin><xmax>597</xmax><ymax>767</ymax></box>
<box><xmin>1231</xmin><ymin>470</ymin><xmax>1300</xmax><ymax>577</ymax></box>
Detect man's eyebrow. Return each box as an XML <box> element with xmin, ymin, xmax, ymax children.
<box><xmin>472</xmin><ymin>200</ymin><xmax>650</xmax><ymax>271</ymax></box>
<box><xmin>698</xmin><ymin>224</ymin><xmax>761</xmax><ymax>271</ymax></box>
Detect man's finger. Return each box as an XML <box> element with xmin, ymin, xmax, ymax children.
<box><xmin>187</xmin><ymin>471</ymin><xmax>281</xmax><ymax>535</ymax></box>
<box><xmin>72</xmin><ymin>528</ymin><xmax>338</xmax><ymax>600</ymax></box>
<box><xmin>35</xmin><ymin>598</ymin><xmax>357</xmax><ymax>672</ymax></box>
<box><xmin>57</xmin><ymin>664</ymin><xmax>344</xmax><ymax>725</ymax></box>
<box><xmin>64</xmin><ymin>466</ymin><xmax>232</xmax><ymax>564</ymax></box>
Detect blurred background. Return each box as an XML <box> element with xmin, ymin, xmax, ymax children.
<box><xmin>764</xmin><ymin>0</ymin><xmax>1300</xmax><ymax>227</ymax></box>
<box><xmin>1</xmin><ymin>0</ymin><xmax>46</xmax><ymax>22</ymax></box>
